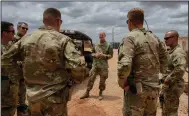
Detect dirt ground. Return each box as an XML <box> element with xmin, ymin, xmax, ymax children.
<box><xmin>14</xmin><ymin>49</ymin><xmax>188</xmax><ymax>116</ymax></box>
<box><xmin>68</xmin><ymin>49</ymin><xmax>188</xmax><ymax>116</ymax></box>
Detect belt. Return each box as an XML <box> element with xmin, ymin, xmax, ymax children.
<box><xmin>1</xmin><ymin>76</ymin><xmax>9</xmax><ymax>81</ymax></box>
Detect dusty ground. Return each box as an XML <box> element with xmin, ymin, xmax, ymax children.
<box><xmin>68</xmin><ymin>49</ymin><xmax>188</xmax><ymax>116</ymax></box>
<box><xmin>14</xmin><ymin>49</ymin><xmax>188</xmax><ymax>116</ymax></box>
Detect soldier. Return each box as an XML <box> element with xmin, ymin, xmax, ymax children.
<box><xmin>14</xmin><ymin>22</ymin><xmax>28</xmax><ymax>41</ymax></box>
<box><xmin>1</xmin><ymin>8</ymin><xmax>85</xmax><ymax>116</ymax></box>
<box><xmin>12</xmin><ymin>22</ymin><xmax>29</xmax><ymax>116</ymax></box>
<box><xmin>161</xmin><ymin>30</ymin><xmax>187</xmax><ymax>116</ymax></box>
<box><xmin>1</xmin><ymin>21</ymin><xmax>19</xmax><ymax>116</ymax></box>
<box><xmin>117</xmin><ymin>8</ymin><xmax>168</xmax><ymax>116</ymax></box>
<box><xmin>80</xmin><ymin>31</ymin><xmax>113</xmax><ymax>100</ymax></box>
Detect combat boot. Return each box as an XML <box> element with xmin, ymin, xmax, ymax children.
<box><xmin>98</xmin><ymin>90</ymin><xmax>103</xmax><ymax>100</ymax></box>
<box><xmin>80</xmin><ymin>90</ymin><xmax>90</xmax><ymax>99</ymax></box>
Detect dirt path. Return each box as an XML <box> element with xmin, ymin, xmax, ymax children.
<box><xmin>68</xmin><ymin>49</ymin><xmax>188</xmax><ymax>116</ymax></box>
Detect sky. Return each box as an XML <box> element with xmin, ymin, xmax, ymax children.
<box><xmin>1</xmin><ymin>1</ymin><xmax>188</xmax><ymax>43</ymax></box>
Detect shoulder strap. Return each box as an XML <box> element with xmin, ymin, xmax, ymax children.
<box><xmin>145</xmin><ymin>33</ymin><xmax>160</xmax><ymax>64</ymax></box>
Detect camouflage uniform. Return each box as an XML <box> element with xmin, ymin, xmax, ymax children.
<box><xmin>117</xmin><ymin>28</ymin><xmax>168</xmax><ymax>116</ymax></box>
<box><xmin>1</xmin><ymin>44</ymin><xmax>19</xmax><ymax>116</ymax></box>
<box><xmin>11</xmin><ymin>33</ymin><xmax>28</xmax><ymax>114</ymax></box>
<box><xmin>1</xmin><ymin>25</ymin><xmax>85</xmax><ymax>116</ymax></box>
<box><xmin>162</xmin><ymin>45</ymin><xmax>186</xmax><ymax>116</ymax></box>
<box><xmin>86</xmin><ymin>41</ymin><xmax>113</xmax><ymax>92</ymax></box>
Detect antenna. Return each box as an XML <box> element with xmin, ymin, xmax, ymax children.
<box><xmin>112</xmin><ymin>28</ymin><xmax>114</xmax><ymax>48</ymax></box>
<box><xmin>144</xmin><ymin>19</ymin><xmax>149</xmax><ymax>31</ymax></box>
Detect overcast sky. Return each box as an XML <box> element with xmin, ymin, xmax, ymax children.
<box><xmin>1</xmin><ymin>1</ymin><xmax>188</xmax><ymax>43</ymax></box>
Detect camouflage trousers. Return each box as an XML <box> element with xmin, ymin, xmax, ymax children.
<box><xmin>1</xmin><ymin>77</ymin><xmax>19</xmax><ymax>116</ymax></box>
<box><xmin>1</xmin><ymin>106</ymin><xmax>17</xmax><ymax>116</ymax></box>
<box><xmin>86</xmin><ymin>67</ymin><xmax>108</xmax><ymax>91</ymax></box>
<box><xmin>18</xmin><ymin>78</ymin><xmax>26</xmax><ymax>106</ymax></box>
<box><xmin>162</xmin><ymin>83</ymin><xmax>184</xmax><ymax>116</ymax></box>
<box><xmin>123</xmin><ymin>85</ymin><xmax>159</xmax><ymax>116</ymax></box>
<box><xmin>28</xmin><ymin>87</ymin><xmax>70</xmax><ymax>116</ymax></box>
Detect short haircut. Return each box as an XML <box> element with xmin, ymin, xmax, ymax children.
<box><xmin>1</xmin><ymin>21</ymin><xmax>14</xmax><ymax>33</ymax></box>
<box><xmin>167</xmin><ymin>30</ymin><xmax>179</xmax><ymax>38</ymax></box>
<box><xmin>43</xmin><ymin>8</ymin><xmax>61</xmax><ymax>20</ymax></box>
<box><xmin>17</xmin><ymin>22</ymin><xmax>28</xmax><ymax>28</ymax></box>
<box><xmin>99</xmin><ymin>31</ymin><xmax>106</xmax><ymax>36</ymax></box>
<box><xmin>127</xmin><ymin>8</ymin><xmax>144</xmax><ymax>25</ymax></box>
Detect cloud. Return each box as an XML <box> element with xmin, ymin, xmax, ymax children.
<box><xmin>1</xmin><ymin>1</ymin><xmax>188</xmax><ymax>43</ymax></box>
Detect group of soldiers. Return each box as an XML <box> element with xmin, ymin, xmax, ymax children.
<box><xmin>2</xmin><ymin>21</ymin><xmax>29</xmax><ymax>116</ymax></box>
<box><xmin>1</xmin><ymin>7</ymin><xmax>187</xmax><ymax>116</ymax></box>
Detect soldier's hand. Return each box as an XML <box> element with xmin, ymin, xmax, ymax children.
<box><xmin>118</xmin><ymin>78</ymin><xmax>125</xmax><ymax>89</ymax></box>
<box><xmin>98</xmin><ymin>53</ymin><xmax>106</xmax><ymax>59</ymax></box>
<box><xmin>95</xmin><ymin>52</ymin><xmax>101</xmax><ymax>58</ymax></box>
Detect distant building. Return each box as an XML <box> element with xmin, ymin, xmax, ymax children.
<box><xmin>178</xmin><ymin>35</ymin><xmax>188</xmax><ymax>67</ymax></box>
<box><xmin>110</xmin><ymin>42</ymin><xmax>120</xmax><ymax>49</ymax></box>
<box><xmin>178</xmin><ymin>35</ymin><xmax>188</xmax><ymax>52</ymax></box>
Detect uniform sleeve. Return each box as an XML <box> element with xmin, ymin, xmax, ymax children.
<box><xmin>165</xmin><ymin>52</ymin><xmax>186</xmax><ymax>84</ymax></box>
<box><xmin>1</xmin><ymin>40</ymin><xmax>22</xmax><ymax>60</ymax></box>
<box><xmin>117</xmin><ymin>36</ymin><xmax>134</xmax><ymax>89</ymax></box>
<box><xmin>64</xmin><ymin>39</ymin><xmax>85</xmax><ymax>69</ymax></box>
<box><xmin>105</xmin><ymin>44</ymin><xmax>113</xmax><ymax>59</ymax></box>
<box><xmin>158</xmin><ymin>40</ymin><xmax>169</xmax><ymax>78</ymax></box>
<box><xmin>1</xmin><ymin>40</ymin><xmax>22</xmax><ymax>82</ymax></box>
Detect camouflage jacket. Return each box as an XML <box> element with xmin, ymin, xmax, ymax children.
<box><xmin>1</xmin><ymin>25</ymin><xmax>85</xmax><ymax>103</ymax></box>
<box><xmin>1</xmin><ymin>44</ymin><xmax>11</xmax><ymax>77</ymax></box>
<box><xmin>164</xmin><ymin>45</ymin><xmax>187</xmax><ymax>85</ymax></box>
<box><xmin>92</xmin><ymin>41</ymin><xmax>113</xmax><ymax>69</ymax></box>
<box><xmin>11</xmin><ymin>33</ymin><xmax>24</xmax><ymax>77</ymax></box>
<box><xmin>2</xmin><ymin>40</ymin><xmax>21</xmax><ymax>82</ymax></box>
<box><xmin>117</xmin><ymin>28</ymin><xmax>168</xmax><ymax>88</ymax></box>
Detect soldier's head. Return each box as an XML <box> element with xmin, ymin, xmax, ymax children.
<box><xmin>164</xmin><ymin>30</ymin><xmax>179</xmax><ymax>48</ymax></box>
<box><xmin>127</xmin><ymin>8</ymin><xmax>144</xmax><ymax>31</ymax></box>
<box><xmin>43</xmin><ymin>8</ymin><xmax>62</xmax><ymax>32</ymax></box>
<box><xmin>17</xmin><ymin>22</ymin><xmax>28</xmax><ymax>37</ymax></box>
<box><xmin>99</xmin><ymin>31</ymin><xmax>106</xmax><ymax>43</ymax></box>
<box><xmin>1</xmin><ymin>21</ymin><xmax>15</xmax><ymax>45</ymax></box>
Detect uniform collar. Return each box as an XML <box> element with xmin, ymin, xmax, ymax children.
<box><xmin>169</xmin><ymin>44</ymin><xmax>180</xmax><ymax>54</ymax></box>
<box><xmin>14</xmin><ymin>33</ymin><xmax>22</xmax><ymax>40</ymax></box>
<box><xmin>98</xmin><ymin>41</ymin><xmax>107</xmax><ymax>45</ymax></box>
<box><xmin>131</xmin><ymin>28</ymin><xmax>146</xmax><ymax>33</ymax></box>
<box><xmin>39</xmin><ymin>25</ymin><xmax>57</xmax><ymax>31</ymax></box>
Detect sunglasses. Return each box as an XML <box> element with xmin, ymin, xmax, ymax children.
<box><xmin>126</xmin><ymin>20</ymin><xmax>129</xmax><ymax>24</ymax></box>
<box><xmin>164</xmin><ymin>36</ymin><xmax>174</xmax><ymax>40</ymax></box>
<box><xmin>21</xmin><ymin>27</ymin><xmax>28</xmax><ymax>30</ymax></box>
